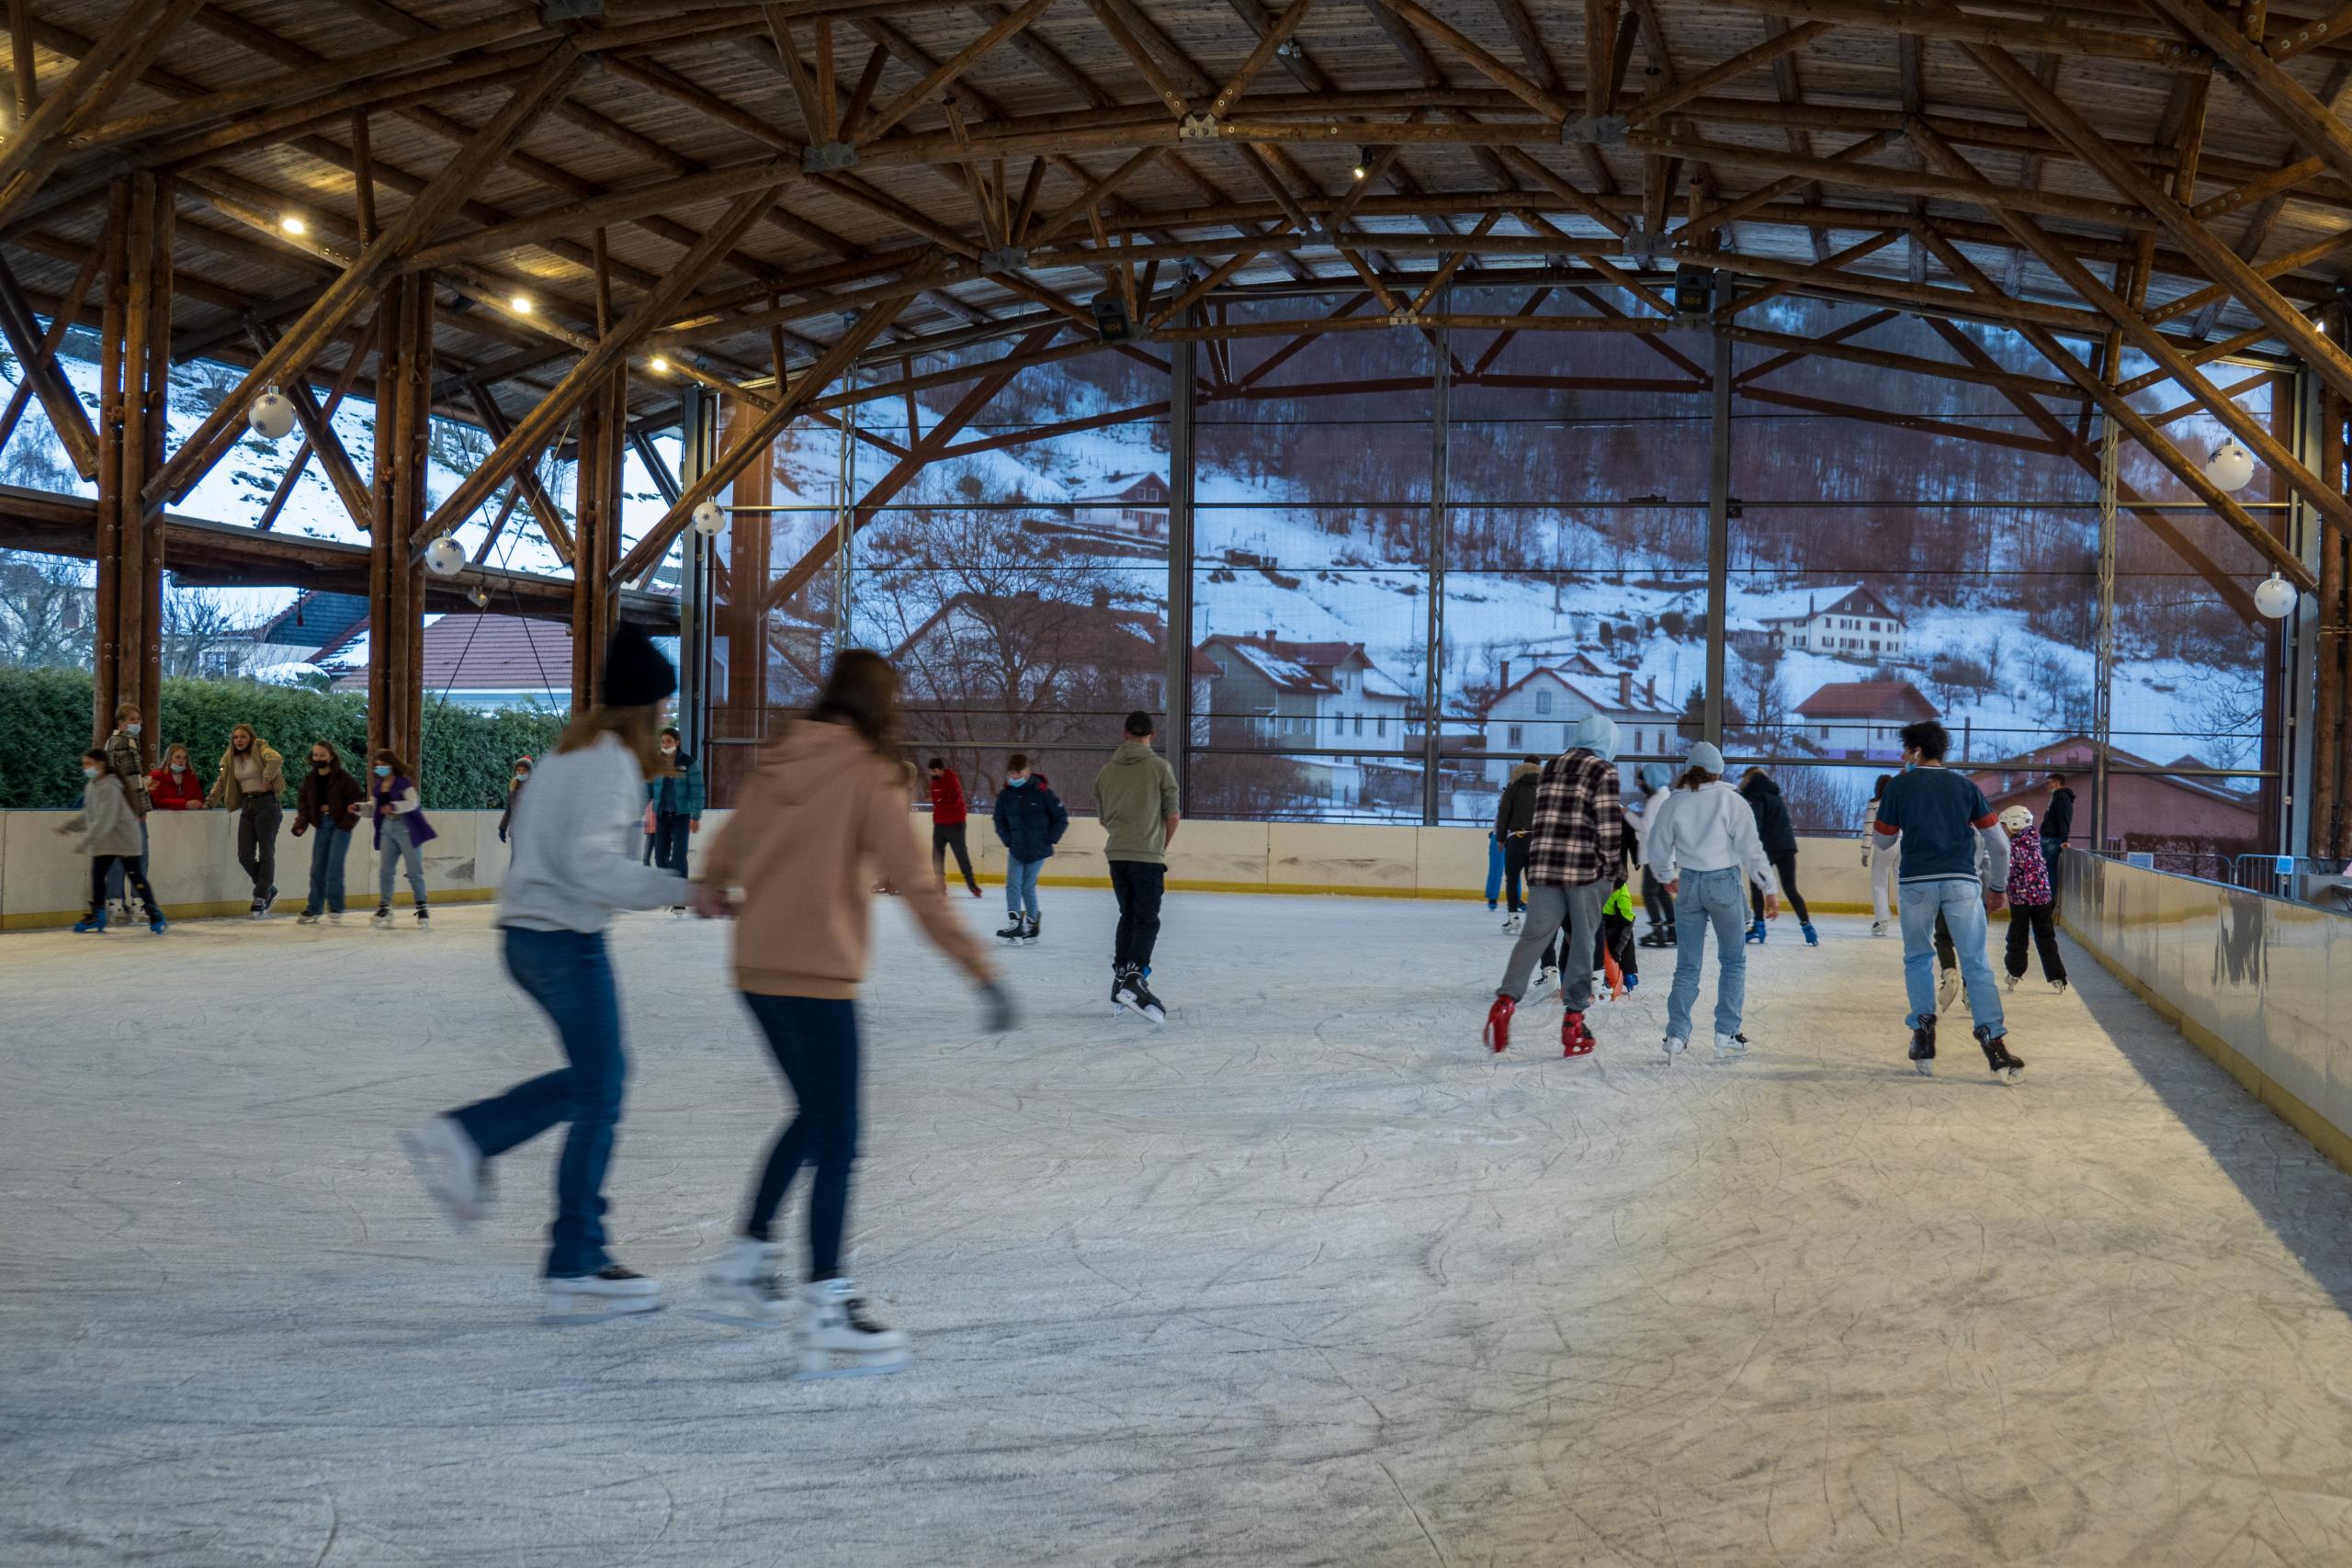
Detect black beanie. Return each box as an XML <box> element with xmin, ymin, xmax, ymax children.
<box><xmin>601</xmin><ymin>624</ymin><xmax>677</xmax><ymax>709</ymax></box>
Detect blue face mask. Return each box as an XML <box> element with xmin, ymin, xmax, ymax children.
<box><xmin>1009</xmin><ymin>775</ymin><xmax>1030</xmax><ymax>787</ymax></box>
<box><xmin>373</xmin><ymin>764</ymin><xmax>391</xmax><ymax>777</ymax></box>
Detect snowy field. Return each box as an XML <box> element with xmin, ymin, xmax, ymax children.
<box><xmin>6</xmin><ymin>892</ymin><xmax>2352</xmax><ymax>1566</ymax></box>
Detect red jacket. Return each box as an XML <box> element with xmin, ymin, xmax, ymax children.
<box><xmin>148</xmin><ymin>764</ymin><xmax>208</xmax><ymax>810</ymax></box>
<box><xmin>927</xmin><ymin>768</ymin><xmax>967</xmax><ymax>826</ymax></box>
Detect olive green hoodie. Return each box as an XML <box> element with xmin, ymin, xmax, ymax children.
<box><xmin>1093</xmin><ymin>739</ymin><xmax>1179</xmax><ymax>864</ymax></box>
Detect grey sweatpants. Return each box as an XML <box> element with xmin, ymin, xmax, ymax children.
<box><xmin>1498</xmin><ymin>876</ymin><xmax>1609</xmax><ymax>1011</ymax></box>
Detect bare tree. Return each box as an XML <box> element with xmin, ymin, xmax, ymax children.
<box><xmin>159</xmin><ymin>584</ymin><xmax>245</xmax><ymax>678</ymax></box>
<box><xmin>0</xmin><ymin>550</ymin><xmax>95</xmax><ymax>669</ymax></box>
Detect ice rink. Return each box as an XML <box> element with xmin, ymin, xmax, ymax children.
<box><xmin>6</xmin><ymin>888</ymin><xmax>2352</xmax><ymax>1566</ymax></box>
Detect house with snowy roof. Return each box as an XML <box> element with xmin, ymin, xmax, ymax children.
<box><xmin>234</xmin><ymin>590</ymin><xmax>371</xmax><ymax>671</ymax></box>
<box><xmin>1197</xmin><ymin>633</ymin><xmax>1414</xmax><ymax>807</ymax></box>
<box><xmin>1793</xmin><ymin>680</ymin><xmax>1939</xmax><ymax>760</ymax></box>
<box><xmin>1068</xmin><ymin>471</ymin><xmax>1170</xmax><ymax>539</ymax></box>
<box><xmin>1477</xmin><ymin>663</ymin><xmax>1681</xmax><ymax>792</ymax></box>
<box><xmin>1969</xmin><ymin>737</ymin><xmax>2260</xmax><ymax>853</ymax></box>
<box><xmin>1735</xmin><ymin>584</ymin><xmax>1906</xmax><ymax>660</ymax></box>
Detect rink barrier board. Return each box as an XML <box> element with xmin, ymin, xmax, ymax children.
<box><xmin>2059</xmin><ymin>850</ymin><xmax>2352</xmax><ymax>1180</ymax></box>
<box><xmin>0</xmin><ymin>807</ymin><xmax>1880</xmax><ymax>928</ymax></box>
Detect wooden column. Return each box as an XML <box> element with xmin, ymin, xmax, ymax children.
<box><xmin>91</xmin><ymin>174</ymin><xmax>171</xmax><ymax>746</ymax></box>
<box><xmin>570</xmin><ymin>364</ymin><xmax>627</xmax><ymax>711</ymax></box>
<box><xmin>368</xmin><ymin>273</ymin><xmax>433</xmax><ymax>770</ymax></box>
<box><xmin>2318</xmin><ymin>372</ymin><xmax>2351</xmax><ymax>859</ymax></box>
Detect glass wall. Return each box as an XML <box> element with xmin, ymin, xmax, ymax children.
<box><xmin>696</xmin><ymin>286</ymin><xmax>2297</xmax><ymax>860</ymax></box>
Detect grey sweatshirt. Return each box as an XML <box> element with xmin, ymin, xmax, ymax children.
<box><xmin>61</xmin><ymin>775</ymin><xmax>145</xmax><ymax>858</ymax></box>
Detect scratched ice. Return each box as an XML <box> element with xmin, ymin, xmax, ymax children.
<box><xmin>6</xmin><ymin>891</ymin><xmax>2352</xmax><ymax>1566</ymax></box>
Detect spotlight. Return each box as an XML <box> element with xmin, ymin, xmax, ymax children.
<box><xmin>648</xmin><ymin>355</ymin><xmax>670</xmax><ymax>373</ymax></box>
<box><xmin>466</xmin><ymin>583</ymin><xmax>490</xmax><ymax>608</ymax></box>
<box><xmin>511</xmin><ymin>293</ymin><xmax>534</xmax><ymax>315</ymax></box>
<box><xmin>1351</xmin><ymin>148</ymin><xmax>1368</xmax><ymax>181</ymax></box>
<box><xmin>280</xmin><ymin>214</ymin><xmax>307</xmax><ymax>236</ymax></box>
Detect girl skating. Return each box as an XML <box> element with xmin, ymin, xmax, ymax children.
<box><xmin>368</xmin><ymin>750</ymin><xmax>434</xmax><ymax>926</ymax></box>
<box><xmin>695</xmin><ymin>650</ymin><xmax>1011</xmax><ymax>1377</ymax></box>
<box><xmin>1642</xmin><ymin>742</ymin><xmax>1779</xmax><ymax>1060</ymax></box>
<box><xmin>400</xmin><ymin>626</ymin><xmax>691</xmax><ymax>1321</ymax></box>
<box><xmin>1997</xmin><ymin>805</ymin><xmax>2068</xmax><ymax>994</ymax></box>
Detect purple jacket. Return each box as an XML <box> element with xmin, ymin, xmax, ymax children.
<box><xmin>2007</xmin><ymin>825</ymin><xmax>2051</xmax><ymax>906</ymax></box>
<box><xmin>371</xmin><ymin>775</ymin><xmax>437</xmax><ymax>852</ymax></box>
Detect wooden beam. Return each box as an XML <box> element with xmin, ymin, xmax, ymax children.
<box><xmin>2145</xmin><ymin>0</ymin><xmax>2352</xmax><ymax>189</ymax></box>
<box><xmin>0</xmin><ymin>253</ymin><xmax>100</xmax><ymax>479</ymax></box>
<box><xmin>1630</xmin><ymin>20</ymin><xmax>1832</xmax><ymax>126</ymax></box>
<box><xmin>859</xmin><ymin>0</ymin><xmax>1057</xmax><ymax>143</ymax></box>
<box><xmin>0</xmin><ymin>0</ymin><xmax>207</xmax><ymax>226</ymax></box>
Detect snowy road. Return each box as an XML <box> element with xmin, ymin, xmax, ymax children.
<box><xmin>4</xmin><ymin>890</ymin><xmax>2350</xmax><ymax>1566</ymax></box>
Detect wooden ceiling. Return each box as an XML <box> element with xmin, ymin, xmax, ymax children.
<box><xmin>5</xmin><ymin>1</ymin><xmax>2350</xmax><ymax>506</ymax></box>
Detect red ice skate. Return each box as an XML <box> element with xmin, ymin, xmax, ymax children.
<box><xmin>1562</xmin><ymin>1010</ymin><xmax>1598</xmax><ymax>1058</ymax></box>
<box><xmin>1484</xmin><ymin>995</ymin><xmax>1516</xmax><ymax>1054</ymax></box>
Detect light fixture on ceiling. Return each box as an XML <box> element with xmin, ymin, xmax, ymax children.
<box><xmin>648</xmin><ymin>355</ymin><xmax>670</xmax><ymax>373</ymax></box>
<box><xmin>2202</xmin><ymin>438</ymin><xmax>2255</xmax><ymax>492</ymax></box>
<box><xmin>280</xmin><ymin>213</ymin><xmax>307</xmax><ymax>236</ymax></box>
<box><xmin>466</xmin><ymin>582</ymin><xmax>490</xmax><ymax>608</ymax></box>
<box><xmin>2255</xmin><ymin>571</ymin><xmax>2300</xmax><ymax>620</ymax></box>
<box><xmin>424</xmin><ymin>536</ymin><xmax>467</xmax><ymax>578</ymax></box>
<box><xmin>692</xmin><ymin>500</ymin><xmax>726</xmax><ymax>537</ymax></box>
<box><xmin>247</xmin><ymin>388</ymin><xmax>295</xmax><ymax>440</ymax></box>
<box><xmin>511</xmin><ymin>293</ymin><xmax>534</xmax><ymax>315</ymax></box>
<box><xmin>1351</xmin><ymin>148</ymin><xmax>1368</xmax><ymax>181</ymax></box>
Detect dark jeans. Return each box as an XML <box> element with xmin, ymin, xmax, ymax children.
<box><xmin>1934</xmin><ymin>909</ymin><xmax>1955</xmax><ymax>970</ymax></box>
<box><xmin>651</xmin><ymin>811</ymin><xmax>691</xmax><ymax>878</ymax></box>
<box><xmin>2042</xmin><ymin>842</ymin><xmax>2064</xmax><ymax>906</ymax></box>
<box><xmin>105</xmin><ymin>817</ymin><xmax>149</xmax><ymax>903</ymax></box>
<box><xmin>449</xmin><ymin>928</ymin><xmax>628</xmax><ymax>1279</ymax></box>
<box><xmin>89</xmin><ymin>855</ymin><xmax>158</xmax><ymax>920</ymax></box>
<box><xmin>1641</xmin><ymin>866</ymin><xmax>1674</xmax><ymax>931</ymax></box>
<box><xmin>2005</xmin><ymin>903</ymin><xmax>2067</xmax><ymax>982</ymax></box>
<box><xmin>1110</xmin><ymin>859</ymin><xmax>1165</xmax><ymax>971</ymax></box>
<box><xmin>1501</xmin><ymin>835</ymin><xmax>1531</xmax><ymax>914</ymax></box>
<box><xmin>237</xmin><ymin>798</ymin><xmax>281</xmax><ymax>900</ymax></box>
<box><xmin>302</xmin><ymin>824</ymin><xmax>352</xmax><ymax>914</ymax></box>
<box><xmin>740</xmin><ymin>993</ymin><xmax>859</xmax><ymax>1280</ymax></box>
<box><xmin>932</xmin><ymin>820</ymin><xmax>977</xmax><ymax>892</ymax></box>
<box><xmin>1750</xmin><ymin>852</ymin><xmax>1809</xmax><ymax>924</ymax></box>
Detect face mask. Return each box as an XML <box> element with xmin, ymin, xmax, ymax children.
<box><xmin>314</xmin><ymin>761</ymin><xmax>333</xmax><ymax>772</ymax></box>
<box><xmin>661</xmin><ymin>744</ymin><xmax>677</xmax><ymax>755</ymax></box>
<box><xmin>169</xmin><ymin>762</ymin><xmax>185</xmax><ymax>774</ymax></box>
<box><xmin>82</xmin><ymin>765</ymin><xmax>101</xmax><ymax>780</ymax></box>
<box><xmin>126</xmin><ymin>723</ymin><xmax>141</xmax><ymax>737</ymax></box>
<box><xmin>514</xmin><ymin>773</ymin><xmax>528</xmax><ymax>785</ymax></box>
<box><xmin>1009</xmin><ymin>775</ymin><xmax>1029</xmax><ymax>787</ymax></box>
<box><xmin>373</xmin><ymin>765</ymin><xmax>391</xmax><ymax>777</ymax></box>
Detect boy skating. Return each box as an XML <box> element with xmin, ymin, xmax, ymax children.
<box><xmin>1484</xmin><ymin>716</ymin><xmax>1623</xmax><ymax>1058</ymax></box>
<box><xmin>990</xmin><ymin>752</ymin><xmax>1068</xmax><ymax>945</ymax></box>
<box><xmin>1871</xmin><ymin>721</ymin><xmax>2024</xmax><ymax>1084</ymax></box>
<box><xmin>1094</xmin><ymin>712</ymin><xmax>1179</xmax><ymax>1024</ymax></box>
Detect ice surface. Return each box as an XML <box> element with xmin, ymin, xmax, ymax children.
<box><xmin>6</xmin><ymin>892</ymin><xmax>2352</xmax><ymax>1565</ymax></box>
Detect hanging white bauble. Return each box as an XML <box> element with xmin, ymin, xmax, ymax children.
<box><xmin>691</xmin><ymin>500</ymin><xmax>726</xmax><ymax>537</ymax></box>
<box><xmin>248</xmin><ymin>389</ymin><xmax>296</xmax><ymax>441</ymax></box>
<box><xmin>2254</xmin><ymin>571</ymin><xmax>2300</xmax><ymax>620</ymax></box>
<box><xmin>2202</xmin><ymin>439</ymin><xmax>2256</xmax><ymax>493</ymax></box>
<box><xmin>424</xmin><ymin>536</ymin><xmax>467</xmax><ymax>578</ymax></box>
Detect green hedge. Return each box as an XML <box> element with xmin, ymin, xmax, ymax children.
<box><xmin>0</xmin><ymin>667</ymin><xmax>563</xmax><ymax>809</ymax></box>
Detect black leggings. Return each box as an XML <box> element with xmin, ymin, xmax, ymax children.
<box><xmin>1749</xmin><ymin>852</ymin><xmax>1809</xmax><ymax>923</ymax></box>
<box><xmin>90</xmin><ymin>855</ymin><xmax>159</xmax><ymax>920</ymax></box>
<box><xmin>741</xmin><ymin>993</ymin><xmax>858</xmax><ymax>1281</ymax></box>
<box><xmin>2005</xmin><ymin>903</ymin><xmax>2066</xmax><ymax>982</ymax></box>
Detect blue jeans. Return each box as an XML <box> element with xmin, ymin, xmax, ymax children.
<box><xmin>1900</xmin><ymin>880</ymin><xmax>2006</xmax><ymax>1036</ymax></box>
<box><xmin>1006</xmin><ymin>856</ymin><xmax>1043</xmax><ymax>919</ymax></box>
<box><xmin>379</xmin><ymin>816</ymin><xmax>426</xmax><ymax>907</ymax></box>
<box><xmin>450</xmin><ymin>928</ymin><xmax>628</xmax><ymax>1278</ymax></box>
<box><xmin>303</xmin><ymin>825</ymin><xmax>351</xmax><ymax>914</ymax></box>
<box><xmin>1666</xmin><ymin>866</ymin><xmax>1748</xmax><ymax>1043</ymax></box>
<box><xmin>741</xmin><ymin>994</ymin><xmax>859</xmax><ymax>1280</ymax></box>
<box><xmin>1485</xmin><ymin>834</ymin><xmax>1503</xmax><ymax>907</ymax></box>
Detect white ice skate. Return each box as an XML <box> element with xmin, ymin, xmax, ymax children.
<box><xmin>1501</xmin><ymin>911</ymin><xmax>1522</xmax><ymax>935</ymax></box>
<box><xmin>2003</xmin><ymin>971</ymin><xmax>2019</xmax><ymax>993</ymax></box>
<box><xmin>399</xmin><ymin>1115</ymin><xmax>485</xmax><ymax>1228</ymax></box>
<box><xmin>1936</xmin><ymin>966</ymin><xmax>1961</xmax><ymax>1011</ymax></box>
<box><xmin>1714</xmin><ymin>1032</ymin><xmax>1750</xmax><ymax>1061</ymax></box>
<box><xmin>1532</xmin><ymin>964</ymin><xmax>1558</xmax><ymax>993</ymax></box>
<box><xmin>1869</xmin><ymin>919</ymin><xmax>1887</xmax><ymax>938</ymax></box>
<box><xmin>698</xmin><ymin>1236</ymin><xmax>792</xmax><ymax>1328</ymax></box>
<box><xmin>542</xmin><ymin>1265</ymin><xmax>662</xmax><ymax>1325</ymax></box>
<box><xmin>1662</xmin><ymin>1034</ymin><xmax>1688</xmax><ymax>1060</ymax></box>
<box><xmin>2049</xmin><ymin>977</ymin><xmax>2070</xmax><ymax>995</ymax></box>
<box><xmin>797</xmin><ymin>1277</ymin><xmax>910</xmax><ymax>1379</ymax></box>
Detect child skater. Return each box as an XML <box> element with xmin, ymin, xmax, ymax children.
<box><xmin>369</xmin><ymin>749</ymin><xmax>435</xmax><ymax>927</ymax></box>
<box><xmin>1998</xmin><ymin>805</ymin><xmax>2068</xmax><ymax>994</ymax></box>
<box><xmin>57</xmin><ymin>749</ymin><xmax>164</xmax><ymax>934</ymax></box>
<box><xmin>401</xmin><ymin>626</ymin><xmax>690</xmax><ymax>1322</ymax></box>
<box><xmin>695</xmin><ymin>650</ymin><xmax>1012</xmax><ymax>1378</ymax></box>
<box><xmin>990</xmin><ymin>751</ymin><xmax>1068</xmax><ymax>944</ymax></box>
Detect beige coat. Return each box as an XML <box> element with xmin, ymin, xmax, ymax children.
<box><xmin>209</xmin><ymin>739</ymin><xmax>284</xmax><ymax>807</ymax></box>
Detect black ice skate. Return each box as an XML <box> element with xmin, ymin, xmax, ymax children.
<box><xmin>1973</xmin><ymin>1024</ymin><xmax>2025</xmax><ymax>1085</ymax></box>
<box><xmin>1023</xmin><ymin>913</ymin><xmax>1039</xmax><ymax>944</ymax></box>
<box><xmin>1115</xmin><ymin>964</ymin><xmax>1166</xmax><ymax>1026</ymax></box>
<box><xmin>996</xmin><ymin>912</ymin><xmax>1028</xmax><ymax>943</ymax></box>
<box><xmin>1908</xmin><ymin>1012</ymin><xmax>1937</xmax><ymax>1077</ymax></box>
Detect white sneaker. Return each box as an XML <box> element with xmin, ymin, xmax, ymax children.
<box><xmin>798</xmin><ymin>1278</ymin><xmax>910</xmax><ymax>1378</ymax></box>
<box><xmin>399</xmin><ymin>1116</ymin><xmax>484</xmax><ymax>1227</ymax></box>
<box><xmin>1662</xmin><ymin>1034</ymin><xmax>1688</xmax><ymax>1060</ymax></box>
<box><xmin>1937</xmin><ymin>966</ymin><xmax>1961</xmax><ymax>1011</ymax></box>
<box><xmin>703</xmin><ymin>1236</ymin><xmax>792</xmax><ymax>1327</ymax></box>
<box><xmin>543</xmin><ymin>1265</ymin><xmax>662</xmax><ymax>1323</ymax></box>
<box><xmin>1714</xmin><ymin>1032</ymin><xmax>1750</xmax><ymax>1060</ymax></box>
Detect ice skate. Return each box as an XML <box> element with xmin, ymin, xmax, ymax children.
<box><xmin>698</xmin><ymin>1236</ymin><xmax>792</xmax><ymax>1328</ymax></box>
<box><xmin>1800</xmin><ymin>921</ymin><xmax>1819</xmax><ymax>947</ymax></box>
<box><xmin>1110</xmin><ymin>967</ymin><xmax>1131</xmax><ymax>1014</ymax></box>
<box><xmin>370</xmin><ymin>906</ymin><xmax>392</xmax><ymax>929</ymax></box>
<box><xmin>1973</xmin><ymin>1025</ymin><xmax>2025</xmax><ymax>1085</ymax></box>
<box><xmin>296</xmin><ymin>911</ymin><xmax>321</xmax><ymax>926</ymax></box>
<box><xmin>1501</xmin><ymin>910</ymin><xmax>1522</xmax><ymax>935</ymax></box>
<box><xmin>1532</xmin><ymin>963</ymin><xmax>1558</xmax><ymax>993</ymax></box>
<box><xmin>1744</xmin><ymin>918</ymin><xmax>1766</xmax><ymax>944</ymax></box>
<box><xmin>1870</xmin><ymin>919</ymin><xmax>1887</xmax><ymax>938</ymax></box>
<box><xmin>72</xmin><ymin>912</ymin><xmax>106</xmax><ymax>934</ymax></box>
<box><xmin>797</xmin><ymin>1278</ymin><xmax>910</xmax><ymax>1379</ymax></box>
<box><xmin>2049</xmin><ymin>977</ymin><xmax>2070</xmax><ymax>996</ymax></box>
<box><xmin>148</xmin><ymin>917</ymin><xmax>166</xmax><ymax>936</ymax></box>
<box><xmin>1117</xmin><ymin>966</ymin><xmax>1167</xmax><ymax>1027</ymax></box>
<box><xmin>248</xmin><ymin>896</ymin><xmax>268</xmax><ymax>919</ymax></box>
<box><xmin>1714</xmin><ymin>1032</ymin><xmax>1750</xmax><ymax>1061</ymax></box>
<box><xmin>996</xmin><ymin>912</ymin><xmax>1027</xmax><ymax>943</ymax></box>
<box><xmin>1023</xmin><ymin>914</ymin><xmax>1039</xmax><ymax>945</ymax></box>
<box><xmin>1936</xmin><ymin>965</ymin><xmax>1960</xmax><ymax>1011</ymax></box>
<box><xmin>1484</xmin><ymin>995</ymin><xmax>1515</xmax><ymax>1054</ymax></box>
<box><xmin>1908</xmin><ymin>1013</ymin><xmax>1937</xmax><ymax>1077</ymax></box>
<box><xmin>1638</xmin><ymin>926</ymin><xmax>1673</xmax><ymax>949</ymax></box>
<box><xmin>414</xmin><ymin>905</ymin><xmax>430</xmax><ymax>926</ymax></box>
<box><xmin>399</xmin><ymin>1115</ymin><xmax>485</xmax><ymax>1228</ymax></box>
<box><xmin>541</xmin><ymin>1264</ymin><xmax>662</xmax><ymax>1325</ymax></box>
<box><xmin>327</xmin><ymin>911</ymin><xmax>343</xmax><ymax>925</ymax></box>
<box><xmin>1661</xmin><ymin>1033</ymin><xmax>1688</xmax><ymax>1060</ymax></box>
<box><xmin>1561</xmin><ymin>1010</ymin><xmax>1597</xmax><ymax>1058</ymax></box>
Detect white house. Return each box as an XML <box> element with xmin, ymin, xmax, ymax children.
<box><xmin>1069</xmin><ymin>471</ymin><xmax>1170</xmax><ymax>539</ymax></box>
<box><xmin>1480</xmin><ymin>663</ymin><xmax>1681</xmax><ymax>792</ymax></box>
<box><xmin>1198</xmin><ymin>633</ymin><xmax>1414</xmax><ymax>807</ymax></box>
<box><xmin>1737</xmin><ymin>584</ymin><xmax>1907</xmax><ymax>660</ymax></box>
<box><xmin>1792</xmin><ymin>680</ymin><xmax>1940</xmax><ymax>760</ymax></box>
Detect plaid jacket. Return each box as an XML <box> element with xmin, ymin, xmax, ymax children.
<box><xmin>1527</xmin><ymin>748</ymin><xmax>1622</xmax><ymax>886</ymax></box>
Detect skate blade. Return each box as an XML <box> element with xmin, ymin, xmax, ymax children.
<box><xmin>1994</xmin><ymin>1066</ymin><xmax>2023</xmax><ymax>1085</ymax></box>
<box><xmin>539</xmin><ymin>1297</ymin><xmax>662</xmax><ymax>1326</ymax></box>
<box><xmin>1562</xmin><ymin>1042</ymin><xmax>1596</xmax><ymax>1058</ymax></box>
<box><xmin>795</xmin><ymin>1347</ymin><xmax>911</xmax><ymax>1381</ymax></box>
<box><xmin>1911</xmin><ymin>1058</ymin><xmax>1934</xmax><ymax>1077</ymax></box>
<box><xmin>1118</xmin><ymin>998</ymin><xmax>1165</xmax><ymax>1028</ymax></box>
<box><xmin>684</xmin><ymin>1304</ymin><xmax>792</xmax><ymax>1331</ymax></box>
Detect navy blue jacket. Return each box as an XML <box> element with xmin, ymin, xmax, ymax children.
<box><xmin>991</xmin><ymin>778</ymin><xmax>1069</xmax><ymax>864</ymax></box>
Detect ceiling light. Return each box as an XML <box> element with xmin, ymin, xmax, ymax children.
<box><xmin>648</xmin><ymin>355</ymin><xmax>670</xmax><ymax>373</ymax></box>
<box><xmin>1351</xmin><ymin>148</ymin><xmax>1368</xmax><ymax>181</ymax></box>
<box><xmin>2255</xmin><ymin>571</ymin><xmax>2300</xmax><ymax>620</ymax></box>
<box><xmin>2202</xmin><ymin>438</ymin><xmax>2255</xmax><ymax>493</ymax></box>
<box><xmin>280</xmin><ymin>214</ymin><xmax>306</xmax><ymax>236</ymax></box>
<box><xmin>511</xmin><ymin>294</ymin><xmax>533</xmax><ymax>314</ymax></box>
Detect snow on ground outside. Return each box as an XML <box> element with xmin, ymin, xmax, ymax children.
<box><xmin>5</xmin><ymin>893</ymin><xmax>2352</xmax><ymax>1565</ymax></box>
